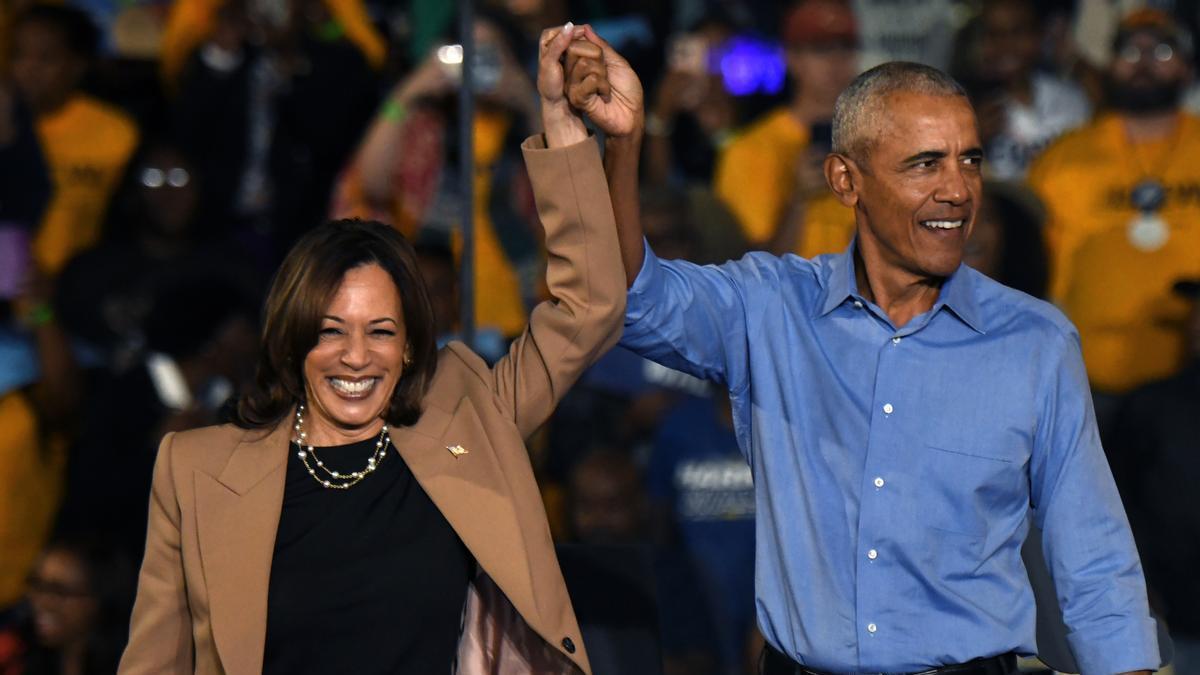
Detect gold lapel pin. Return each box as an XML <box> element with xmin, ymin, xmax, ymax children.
<box><xmin>446</xmin><ymin>444</ymin><xmax>469</xmax><ymax>458</ymax></box>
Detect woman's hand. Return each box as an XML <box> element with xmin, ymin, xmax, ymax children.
<box><xmin>564</xmin><ymin>25</ymin><xmax>643</xmax><ymax>139</ymax></box>
<box><xmin>538</xmin><ymin>23</ymin><xmax>588</xmax><ymax>147</ymax></box>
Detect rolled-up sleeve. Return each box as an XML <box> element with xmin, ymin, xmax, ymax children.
<box><xmin>1030</xmin><ymin>330</ymin><xmax>1159</xmax><ymax>674</ymax></box>
<box><xmin>621</xmin><ymin>241</ymin><xmax>756</xmax><ymax>394</ymax></box>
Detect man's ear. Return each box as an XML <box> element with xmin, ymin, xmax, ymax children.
<box><xmin>825</xmin><ymin>153</ymin><xmax>860</xmax><ymax>208</ymax></box>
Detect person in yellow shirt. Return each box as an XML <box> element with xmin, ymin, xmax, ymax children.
<box><xmin>10</xmin><ymin>4</ymin><xmax>138</xmax><ymax>276</ymax></box>
<box><xmin>713</xmin><ymin>0</ymin><xmax>858</xmax><ymax>257</ymax></box>
<box><xmin>1028</xmin><ymin>9</ymin><xmax>1200</xmax><ymax>393</ymax></box>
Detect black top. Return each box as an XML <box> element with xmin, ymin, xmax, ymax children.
<box><xmin>264</xmin><ymin>436</ymin><xmax>473</xmax><ymax>674</ymax></box>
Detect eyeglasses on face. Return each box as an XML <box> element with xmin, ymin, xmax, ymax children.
<box><xmin>140</xmin><ymin>167</ymin><xmax>191</xmax><ymax>189</ymax></box>
<box><xmin>1118</xmin><ymin>42</ymin><xmax>1176</xmax><ymax>63</ymax></box>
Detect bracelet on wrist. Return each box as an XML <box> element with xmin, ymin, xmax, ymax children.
<box><xmin>380</xmin><ymin>98</ymin><xmax>409</xmax><ymax>123</ymax></box>
<box><xmin>22</xmin><ymin>303</ymin><xmax>54</xmax><ymax>328</ymax></box>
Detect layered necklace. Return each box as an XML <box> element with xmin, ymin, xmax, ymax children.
<box><xmin>292</xmin><ymin>404</ymin><xmax>390</xmax><ymax>489</ymax></box>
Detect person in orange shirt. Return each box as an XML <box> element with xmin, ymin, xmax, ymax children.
<box><xmin>1028</xmin><ymin>9</ymin><xmax>1200</xmax><ymax>395</ymax></box>
<box><xmin>713</xmin><ymin>0</ymin><xmax>858</xmax><ymax>257</ymax></box>
<box><xmin>9</xmin><ymin>4</ymin><xmax>138</xmax><ymax>276</ymax></box>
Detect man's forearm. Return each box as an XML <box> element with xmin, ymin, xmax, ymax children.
<box><xmin>603</xmin><ymin>130</ymin><xmax>645</xmax><ymax>287</ymax></box>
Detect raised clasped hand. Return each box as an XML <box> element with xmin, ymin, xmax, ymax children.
<box><xmin>563</xmin><ymin>25</ymin><xmax>644</xmax><ymax>138</ymax></box>
<box><xmin>537</xmin><ymin>23</ymin><xmax>588</xmax><ymax>146</ymax></box>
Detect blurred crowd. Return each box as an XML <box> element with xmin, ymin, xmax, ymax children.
<box><xmin>0</xmin><ymin>0</ymin><xmax>1198</xmax><ymax>672</ymax></box>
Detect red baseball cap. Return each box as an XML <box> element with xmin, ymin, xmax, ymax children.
<box><xmin>783</xmin><ymin>0</ymin><xmax>859</xmax><ymax>48</ymax></box>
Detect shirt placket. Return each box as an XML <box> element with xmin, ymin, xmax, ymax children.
<box><xmin>853</xmin><ymin>315</ymin><xmax>921</xmax><ymax>668</ymax></box>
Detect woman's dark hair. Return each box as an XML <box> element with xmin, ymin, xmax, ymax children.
<box><xmin>234</xmin><ymin>219</ymin><xmax>438</xmax><ymax>429</ymax></box>
<box><xmin>21</xmin><ymin>532</ymin><xmax>135</xmax><ymax>675</ymax></box>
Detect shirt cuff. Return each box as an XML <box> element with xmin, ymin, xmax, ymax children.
<box><xmin>1067</xmin><ymin>616</ymin><xmax>1159</xmax><ymax>674</ymax></box>
<box><xmin>625</xmin><ymin>239</ymin><xmax>660</xmax><ymax>325</ymax></box>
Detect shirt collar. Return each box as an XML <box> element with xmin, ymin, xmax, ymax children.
<box><xmin>818</xmin><ymin>241</ymin><xmax>861</xmax><ymax>317</ymax></box>
<box><xmin>818</xmin><ymin>240</ymin><xmax>987</xmax><ymax>334</ymax></box>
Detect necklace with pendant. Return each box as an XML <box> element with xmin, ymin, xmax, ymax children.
<box><xmin>1124</xmin><ymin>120</ymin><xmax>1181</xmax><ymax>252</ymax></box>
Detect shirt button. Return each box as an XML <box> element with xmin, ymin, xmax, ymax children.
<box><xmin>854</xmin><ymin>300</ymin><xmax>864</xmax><ymax>309</ymax></box>
<box><xmin>561</xmin><ymin>637</ymin><xmax>576</xmax><ymax>654</ymax></box>
<box><xmin>867</xmin><ymin>549</ymin><xmax>878</xmax><ymax>560</ymax></box>
<box><xmin>867</xmin><ymin>623</ymin><xmax>877</xmax><ymax>634</ymax></box>
<box><xmin>874</xmin><ymin>477</ymin><xmax>885</xmax><ymax>488</ymax></box>
<box><xmin>892</xmin><ymin>336</ymin><xmax>901</xmax><ymax>345</ymax></box>
<box><xmin>882</xmin><ymin>403</ymin><xmax>894</xmax><ymax>414</ymax></box>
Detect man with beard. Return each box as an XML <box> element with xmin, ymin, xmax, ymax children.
<box><xmin>1029</xmin><ymin>9</ymin><xmax>1200</xmax><ymax>405</ymax></box>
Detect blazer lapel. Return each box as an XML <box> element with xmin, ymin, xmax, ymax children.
<box><xmin>393</xmin><ymin>397</ymin><xmax>540</xmax><ymax>633</ymax></box>
<box><xmin>192</xmin><ymin>401</ymin><xmax>548</xmax><ymax>673</ymax></box>
<box><xmin>194</xmin><ymin>419</ymin><xmax>291</xmax><ymax>675</ymax></box>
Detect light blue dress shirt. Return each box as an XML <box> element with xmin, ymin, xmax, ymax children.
<box><xmin>620</xmin><ymin>241</ymin><xmax>1159</xmax><ymax>674</ymax></box>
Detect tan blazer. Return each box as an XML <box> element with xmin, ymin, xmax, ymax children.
<box><xmin>117</xmin><ymin>136</ymin><xmax>625</xmax><ymax>675</ymax></box>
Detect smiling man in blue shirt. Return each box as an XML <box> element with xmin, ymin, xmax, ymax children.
<box><xmin>562</xmin><ymin>27</ymin><xmax>1159</xmax><ymax>675</ymax></box>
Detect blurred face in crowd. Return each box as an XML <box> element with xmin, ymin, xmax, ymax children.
<box><xmin>963</xmin><ymin>200</ymin><xmax>1003</xmax><ymax>279</ymax></box>
<box><xmin>303</xmin><ymin>264</ymin><xmax>408</xmax><ymax>443</ymax></box>
<box><xmin>978</xmin><ymin>0</ymin><xmax>1041</xmax><ymax>86</ymax></box>
<box><xmin>138</xmin><ymin>146</ymin><xmax>199</xmax><ymax>238</ymax></box>
<box><xmin>569</xmin><ymin>454</ymin><xmax>646</xmax><ymax>544</ymax></box>
<box><xmin>27</xmin><ymin>549</ymin><xmax>98</xmax><ymax>649</ymax></box>
<box><xmin>10</xmin><ymin>20</ymin><xmax>86</xmax><ymax>115</ymax></box>
<box><xmin>787</xmin><ymin>41</ymin><xmax>859</xmax><ymax>110</ymax></box>
<box><xmin>1108</xmin><ymin>30</ymin><xmax>1192</xmax><ymax>113</ymax></box>
<box><xmin>849</xmin><ymin>92</ymin><xmax>983</xmax><ymax>280</ymax></box>
<box><xmin>474</xmin><ymin>19</ymin><xmax>518</xmax><ymax>105</ymax></box>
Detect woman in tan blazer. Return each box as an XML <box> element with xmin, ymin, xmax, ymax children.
<box><xmin>118</xmin><ymin>25</ymin><xmax>631</xmax><ymax>675</ymax></box>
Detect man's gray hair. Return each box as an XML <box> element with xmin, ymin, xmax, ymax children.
<box><xmin>832</xmin><ymin>62</ymin><xmax>969</xmax><ymax>161</ymax></box>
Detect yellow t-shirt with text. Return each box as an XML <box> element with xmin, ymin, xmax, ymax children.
<box><xmin>1028</xmin><ymin>112</ymin><xmax>1200</xmax><ymax>392</ymax></box>
<box><xmin>34</xmin><ymin>95</ymin><xmax>139</xmax><ymax>275</ymax></box>
<box><xmin>714</xmin><ymin>107</ymin><xmax>855</xmax><ymax>258</ymax></box>
<box><xmin>1028</xmin><ymin>112</ymin><xmax>1200</xmax><ymax>300</ymax></box>
<box><xmin>1060</xmin><ymin>219</ymin><xmax>1200</xmax><ymax>393</ymax></box>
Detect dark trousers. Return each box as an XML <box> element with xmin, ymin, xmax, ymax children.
<box><xmin>759</xmin><ymin>644</ymin><xmax>1018</xmax><ymax>675</ymax></box>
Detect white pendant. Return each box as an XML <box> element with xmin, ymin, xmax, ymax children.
<box><xmin>1127</xmin><ymin>212</ymin><xmax>1170</xmax><ymax>252</ymax></box>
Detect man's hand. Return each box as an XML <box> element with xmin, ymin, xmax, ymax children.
<box><xmin>564</xmin><ymin>25</ymin><xmax>643</xmax><ymax>138</ymax></box>
<box><xmin>538</xmin><ymin>23</ymin><xmax>588</xmax><ymax>147</ymax></box>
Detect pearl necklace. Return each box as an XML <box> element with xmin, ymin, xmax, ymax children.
<box><xmin>292</xmin><ymin>404</ymin><xmax>390</xmax><ymax>490</ymax></box>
